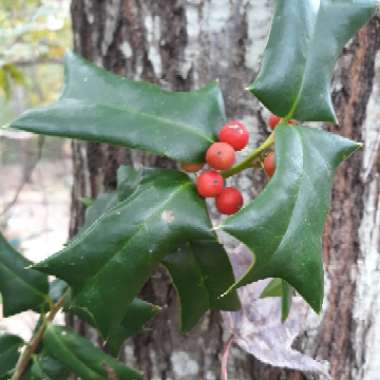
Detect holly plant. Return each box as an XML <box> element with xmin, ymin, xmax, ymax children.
<box><xmin>0</xmin><ymin>1</ymin><xmax>377</xmax><ymax>379</ymax></box>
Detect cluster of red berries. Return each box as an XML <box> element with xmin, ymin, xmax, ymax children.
<box><xmin>182</xmin><ymin>120</ymin><xmax>248</xmax><ymax>215</ymax></box>
<box><xmin>180</xmin><ymin>114</ymin><xmax>292</xmax><ymax>215</ymax></box>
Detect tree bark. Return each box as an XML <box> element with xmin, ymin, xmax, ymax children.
<box><xmin>69</xmin><ymin>1</ymin><xmax>380</xmax><ymax>379</ymax></box>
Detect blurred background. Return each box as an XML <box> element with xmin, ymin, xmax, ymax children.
<box><xmin>0</xmin><ymin>0</ymin><xmax>71</xmax><ymax>264</ymax></box>
<box><xmin>0</xmin><ymin>0</ymin><xmax>71</xmax><ymax>339</ymax></box>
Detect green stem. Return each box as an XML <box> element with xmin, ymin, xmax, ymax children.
<box><xmin>222</xmin><ymin>132</ymin><xmax>275</xmax><ymax>178</ymax></box>
<box><xmin>10</xmin><ymin>295</ymin><xmax>66</xmax><ymax>380</ymax></box>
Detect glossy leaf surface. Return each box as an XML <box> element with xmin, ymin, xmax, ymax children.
<box><xmin>222</xmin><ymin>124</ymin><xmax>361</xmax><ymax>312</ymax></box>
<box><xmin>10</xmin><ymin>52</ymin><xmax>226</xmax><ymax>162</ymax></box>
<box><xmin>0</xmin><ymin>232</ymin><xmax>49</xmax><ymax>316</ymax></box>
<box><xmin>250</xmin><ymin>0</ymin><xmax>377</xmax><ymax>122</ymax></box>
<box><xmin>0</xmin><ymin>334</ymin><xmax>24</xmax><ymax>378</ymax></box>
<box><xmin>163</xmin><ymin>240</ymin><xmax>240</xmax><ymax>332</ymax></box>
<box><xmin>69</xmin><ymin>183</ymin><xmax>160</xmax><ymax>355</ymax></box>
<box><xmin>34</xmin><ymin>170</ymin><xmax>215</xmax><ymax>338</ymax></box>
<box><xmin>43</xmin><ymin>325</ymin><xmax>141</xmax><ymax>380</ymax></box>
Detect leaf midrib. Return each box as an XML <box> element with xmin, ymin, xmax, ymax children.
<box><xmin>59</xmin><ymin>97</ymin><xmax>215</xmax><ymax>145</ymax></box>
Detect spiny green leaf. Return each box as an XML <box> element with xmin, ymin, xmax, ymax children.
<box><xmin>43</xmin><ymin>324</ymin><xmax>141</xmax><ymax>380</ymax></box>
<box><xmin>0</xmin><ymin>334</ymin><xmax>24</xmax><ymax>378</ymax></box>
<box><xmin>105</xmin><ymin>299</ymin><xmax>161</xmax><ymax>356</ymax></box>
<box><xmin>250</xmin><ymin>0</ymin><xmax>377</xmax><ymax>122</ymax></box>
<box><xmin>163</xmin><ymin>240</ymin><xmax>240</xmax><ymax>332</ymax></box>
<box><xmin>73</xmin><ymin>181</ymin><xmax>160</xmax><ymax>353</ymax></box>
<box><xmin>34</xmin><ymin>169</ymin><xmax>216</xmax><ymax>338</ymax></box>
<box><xmin>222</xmin><ymin>124</ymin><xmax>361</xmax><ymax>312</ymax></box>
<box><xmin>75</xmin><ymin>168</ymin><xmax>238</xmax><ymax>342</ymax></box>
<box><xmin>0</xmin><ymin>231</ymin><xmax>49</xmax><ymax>316</ymax></box>
<box><xmin>10</xmin><ymin>52</ymin><xmax>226</xmax><ymax>162</ymax></box>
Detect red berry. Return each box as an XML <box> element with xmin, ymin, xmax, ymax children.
<box><xmin>263</xmin><ymin>152</ymin><xmax>276</xmax><ymax>178</ymax></box>
<box><xmin>219</xmin><ymin>120</ymin><xmax>250</xmax><ymax>151</ymax></box>
<box><xmin>180</xmin><ymin>162</ymin><xmax>204</xmax><ymax>173</ymax></box>
<box><xmin>196</xmin><ymin>171</ymin><xmax>224</xmax><ymax>198</ymax></box>
<box><xmin>288</xmin><ymin>119</ymin><xmax>297</xmax><ymax>125</ymax></box>
<box><xmin>206</xmin><ymin>142</ymin><xmax>236</xmax><ymax>170</ymax></box>
<box><xmin>268</xmin><ymin>114</ymin><xmax>281</xmax><ymax>130</ymax></box>
<box><xmin>216</xmin><ymin>187</ymin><xmax>243</xmax><ymax>215</ymax></box>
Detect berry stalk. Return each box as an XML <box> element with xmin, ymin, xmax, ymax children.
<box><xmin>222</xmin><ymin>131</ymin><xmax>275</xmax><ymax>179</ymax></box>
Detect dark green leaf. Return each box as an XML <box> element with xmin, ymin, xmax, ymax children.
<box><xmin>222</xmin><ymin>124</ymin><xmax>361</xmax><ymax>312</ymax></box>
<box><xmin>0</xmin><ymin>334</ymin><xmax>24</xmax><ymax>378</ymax></box>
<box><xmin>43</xmin><ymin>324</ymin><xmax>141</xmax><ymax>380</ymax></box>
<box><xmin>73</xmin><ymin>180</ymin><xmax>159</xmax><ymax>354</ymax></box>
<box><xmin>260</xmin><ymin>278</ymin><xmax>282</xmax><ymax>298</ymax></box>
<box><xmin>10</xmin><ymin>52</ymin><xmax>226</xmax><ymax>162</ymax></box>
<box><xmin>106</xmin><ymin>299</ymin><xmax>160</xmax><ymax>356</ymax></box>
<box><xmin>163</xmin><ymin>241</ymin><xmax>240</xmax><ymax>332</ymax></box>
<box><xmin>250</xmin><ymin>0</ymin><xmax>377</xmax><ymax>122</ymax></box>
<box><xmin>0</xmin><ymin>231</ymin><xmax>49</xmax><ymax>316</ymax></box>
<box><xmin>34</xmin><ymin>169</ymin><xmax>216</xmax><ymax>338</ymax></box>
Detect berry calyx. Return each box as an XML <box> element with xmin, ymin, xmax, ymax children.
<box><xmin>219</xmin><ymin>120</ymin><xmax>250</xmax><ymax>151</ymax></box>
<box><xmin>263</xmin><ymin>152</ymin><xmax>276</xmax><ymax>178</ymax></box>
<box><xmin>216</xmin><ymin>187</ymin><xmax>243</xmax><ymax>215</ymax></box>
<box><xmin>196</xmin><ymin>171</ymin><xmax>224</xmax><ymax>198</ymax></box>
<box><xmin>180</xmin><ymin>162</ymin><xmax>204</xmax><ymax>173</ymax></box>
<box><xmin>206</xmin><ymin>142</ymin><xmax>236</xmax><ymax>170</ymax></box>
<box><xmin>268</xmin><ymin>114</ymin><xmax>281</xmax><ymax>130</ymax></box>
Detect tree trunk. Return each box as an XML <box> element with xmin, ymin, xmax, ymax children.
<box><xmin>69</xmin><ymin>1</ymin><xmax>380</xmax><ymax>379</ymax></box>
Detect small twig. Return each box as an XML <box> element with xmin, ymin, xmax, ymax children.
<box><xmin>220</xmin><ymin>335</ymin><xmax>234</xmax><ymax>380</ymax></box>
<box><xmin>10</xmin><ymin>295</ymin><xmax>66</xmax><ymax>380</ymax></box>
